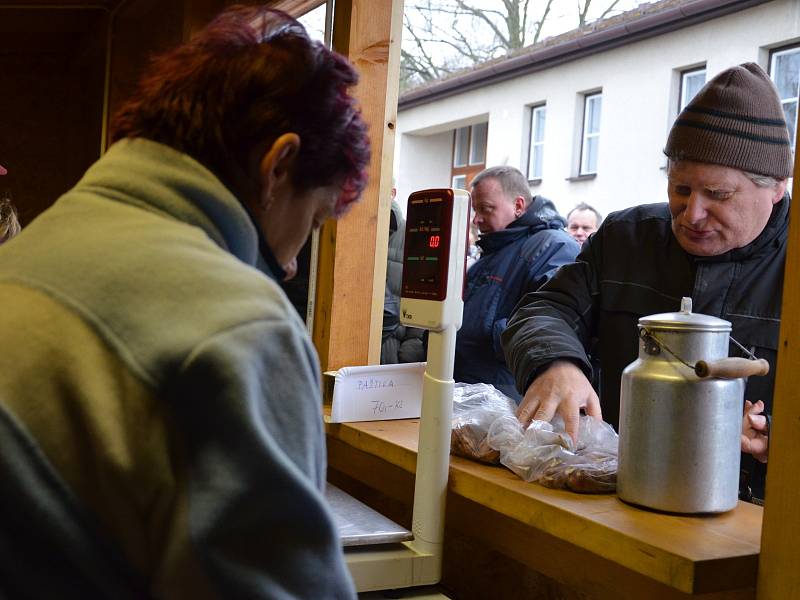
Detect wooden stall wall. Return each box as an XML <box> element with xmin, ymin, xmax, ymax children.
<box><xmin>105</xmin><ymin>0</ymin><xmax>186</xmax><ymax>146</ymax></box>
<box><xmin>0</xmin><ymin>8</ymin><xmax>107</xmax><ymax>225</ymax></box>
<box><xmin>757</xmin><ymin>117</ymin><xmax>800</xmax><ymax>600</ymax></box>
<box><xmin>0</xmin><ymin>0</ymin><xmax>226</xmax><ymax>226</ymax></box>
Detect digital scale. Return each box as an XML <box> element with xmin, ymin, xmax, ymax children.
<box><xmin>327</xmin><ymin>188</ymin><xmax>471</xmax><ymax>595</ymax></box>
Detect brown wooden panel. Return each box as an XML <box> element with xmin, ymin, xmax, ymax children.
<box><xmin>182</xmin><ymin>0</ymin><xmax>225</xmax><ymax>40</ymax></box>
<box><xmin>325</xmin><ymin>412</ymin><xmax>761</xmax><ymax>596</ymax></box>
<box><xmin>106</xmin><ymin>0</ymin><xmax>185</xmax><ymax>142</ymax></box>
<box><xmin>312</xmin><ymin>0</ymin><xmax>403</xmax><ymax>370</ymax></box>
<box><xmin>757</xmin><ymin>121</ymin><xmax>800</xmax><ymax>599</ymax></box>
<box><xmin>0</xmin><ymin>9</ymin><xmax>107</xmax><ymax>225</ymax></box>
<box><xmin>328</xmin><ymin>435</ymin><xmax>755</xmax><ymax>600</ymax></box>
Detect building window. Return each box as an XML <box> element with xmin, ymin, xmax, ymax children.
<box><xmin>469</xmin><ymin>122</ymin><xmax>488</xmax><ymax>165</ymax></box>
<box><xmin>451</xmin><ymin>123</ymin><xmax>488</xmax><ymax>188</ymax></box>
<box><xmin>580</xmin><ymin>93</ymin><xmax>602</xmax><ymax>175</ymax></box>
<box><xmin>770</xmin><ymin>46</ymin><xmax>800</xmax><ymax>152</ymax></box>
<box><xmin>453</xmin><ymin>126</ymin><xmax>469</xmax><ymax>167</ymax></box>
<box><xmin>680</xmin><ymin>67</ymin><xmax>706</xmax><ymax>111</ymax></box>
<box><xmin>528</xmin><ymin>105</ymin><xmax>546</xmax><ymax>180</ymax></box>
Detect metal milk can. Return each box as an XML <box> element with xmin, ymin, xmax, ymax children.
<box><xmin>617</xmin><ymin>297</ymin><xmax>769</xmax><ymax>513</ymax></box>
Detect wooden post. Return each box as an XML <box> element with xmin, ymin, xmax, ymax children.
<box><xmin>757</xmin><ymin>131</ymin><xmax>800</xmax><ymax>598</ymax></box>
<box><xmin>312</xmin><ymin>0</ymin><xmax>403</xmax><ymax>370</ymax></box>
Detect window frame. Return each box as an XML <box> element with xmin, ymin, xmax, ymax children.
<box><xmin>579</xmin><ymin>92</ymin><xmax>602</xmax><ymax>176</ymax></box>
<box><xmin>679</xmin><ymin>67</ymin><xmax>707</xmax><ymax>112</ymax></box>
<box><xmin>469</xmin><ymin>122</ymin><xmax>488</xmax><ymax>165</ymax></box>
<box><xmin>769</xmin><ymin>44</ymin><xmax>800</xmax><ymax>153</ymax></box>
<box><xmin>451</xmin><ymin>122</ymin><xmax>488</xmax><ymax>189</ymax></box>
<box><xmin>453</xmin><ymin>126</ymin><xmax>470</xmax><ymax>168</ymax></box>
<box><xmin>527</xmin><ymin>104</ymin><xmax>546</xmax><ymax>180</ymax></box>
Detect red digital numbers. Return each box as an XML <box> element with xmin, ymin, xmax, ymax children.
<box><xmin>429</xmin><ymin>235</ymin><xmax>440</xmax><ymax>248</ymax></box>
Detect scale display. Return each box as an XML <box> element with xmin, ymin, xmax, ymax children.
<box><xmin>401</xmin><ymin>191</ymin><xmax>454</xmax><ymax>301</ymax></box>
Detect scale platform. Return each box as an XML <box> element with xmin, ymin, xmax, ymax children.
<box><xmin>326</xmin><ymin>483</ymin><xmax>413</xmax><ymax>547</ymax></box>
<box><xmin>327</xmin><ymin>484</ymin><xmax>447</xmax><ymax>595</ymax></box>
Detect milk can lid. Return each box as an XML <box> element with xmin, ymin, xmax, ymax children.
<box><xmin>638</xmin><ymin>297</ymin><xmax>731</xmax><ymax>332</ymax></box>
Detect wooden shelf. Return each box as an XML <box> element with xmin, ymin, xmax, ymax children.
<box><xmin>326</xmin><ymin>414</ymin><xmax>761</xmax><ymax>599</ymax></box>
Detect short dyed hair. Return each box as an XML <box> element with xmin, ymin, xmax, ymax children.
<box><xmin>0</xmin><ymin>196</ymin><xmax>21</xmax><ymax>244</ymax></box>
<box><xmin>111</xmin><ymin>6</ymin><xmax>370</xmax><ymax>215</ymax></box>
<box><xmin>566</xmin><ymin>202</ymin><xmax>602</xmax><ymax>225</ymax></box>
<box><xmin>470</xmin><ymin>166</ymin><xmax>532</xmax><ymax>207</ymax></box>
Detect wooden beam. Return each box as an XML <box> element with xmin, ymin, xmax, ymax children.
<box><xmin>757</xmin><ymin>129</ymin><xmax>800</xmax><ymax>598</ymax></box>
<box><xmin>311</xmin><ymin>0</ymin><xmax>403</xmax><ymax>370</ymax></box>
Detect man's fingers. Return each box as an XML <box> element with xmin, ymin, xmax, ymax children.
<box><xmin>532</xmin><ymin>397</ymin><xmax>558</xmax><ymax>425</ymax></box>
<box><xmin>562</xmin><ymin>405</ymin><xmax>580</xmax><ymax>445</ymax></box>
<box><xmin>516</xmin><ymin>396</ymin><xmax>540</xmax><ymax>428</ymax></box>
<box><xmin>748</xmin><ymin>414</ymin><xmax>768</xmax><ymax>432</ymax></box>
<box><xmin>584</xmin><ymin>392</ymin><xmax>603</xmax><ymax>420</ymax></box>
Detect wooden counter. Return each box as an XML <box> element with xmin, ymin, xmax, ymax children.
<box><xmin>325</xmin><ymin>416</ymin><xmax>762</xmax><ymax>600</ymax></box>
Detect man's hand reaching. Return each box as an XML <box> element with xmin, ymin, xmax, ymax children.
<box><xmin>741</xmin><ymin>399</ymin><xmax>769</xmax><ymax>463</ymax></box>
<box><xmin>516</xmin><ymin>359</ymin><xmax>602</xmax><ymax>444</ymax></box>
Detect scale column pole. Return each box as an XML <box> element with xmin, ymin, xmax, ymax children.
<box><xmin>409</xmin><ymin>326</ymin><xmax>456</xmax><ymax>566</ymax></box>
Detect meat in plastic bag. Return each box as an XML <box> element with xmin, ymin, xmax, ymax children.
<box><xmin>487</xmin><ymin>414</ymin><xmax>618</xmax><ymax>493</ymax></box>
<box><xmin>450</xmin><ymin>383</ymin><xmax>516</xmax><ymax>464</ymax></box>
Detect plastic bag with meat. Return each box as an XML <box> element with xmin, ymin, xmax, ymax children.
<box><xmin>487</xmin><ymin>414</ymin><xmax>618</xmax><ymax>493</ymax></box>
<box><xmin>450</xmin><ymin>383</ymin><xmax>516</xmax><ymax>464</ymax></box>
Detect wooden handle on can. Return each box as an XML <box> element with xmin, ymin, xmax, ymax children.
<box><xmin>694</xmin><ymin>358</ymin><xmax>770</xmax><ymax>379</ymax></box>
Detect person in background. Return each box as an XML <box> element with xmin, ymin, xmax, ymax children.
<box><xmin>454</xmin><ymin>166</ymin><xmax>579</xmax><ymax>400</ymax></box>
<box><xmin>466</xmin><ymin>220</ymin><xmax>481</xmax><ymax>270</ymax></box>
<box><xmin>382</xmin><ymin>185</ymin><xmax>425</xmax><ymax>364</ymax></box>
<box><xmin>0</xmin><ymin>7</ymin><xmax>368</xmax><ymax>598</ymax></box>
<box><xmin>0</xmin><ymin>196</ymin><xmax>21</xmax><ymax>244</ymax></box>
<box><xmin>566</xmin><ymin>202</ymin><xmax>602</xmax><ymax>244</ymax></box>
<box><xmin>503</xmin><ymin>63</ymin><xmax>790</xmax><ymax>504</ymax></box>
<box><xmin>0</xmin><ymin>164</ymin><xmax>21</xmax><ymax>244</ymax></box>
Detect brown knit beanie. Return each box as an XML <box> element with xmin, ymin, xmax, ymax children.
<box><xmin>664</xmin><ymin>62</ymin><xmax>792</xmax><ymax>179</ymax></box>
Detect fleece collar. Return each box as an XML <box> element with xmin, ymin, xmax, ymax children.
<box><xmin>80</xmin><ymin>138</ymin><xmax>261</xmax><ymax>268</ymax></box>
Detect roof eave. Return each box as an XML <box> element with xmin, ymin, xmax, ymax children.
<box><xmin>398</xmin><ymin>0</ymin><xmax>772</xmax><ymax>111</ymax></box>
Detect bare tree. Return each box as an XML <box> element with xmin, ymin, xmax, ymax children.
<box><xmin>402</xmin><ymin>0</ymin><xmax>637</xmax><ymax>90</ymax></box>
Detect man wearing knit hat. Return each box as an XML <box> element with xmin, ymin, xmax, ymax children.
<box><xmin>502</xmin><ymin>63</ymin><xmax>791</xmax><ymax>504</ymax></box>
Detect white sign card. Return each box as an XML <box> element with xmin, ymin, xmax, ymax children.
<box><xmin>329</xmin><ymin>362</ymin><xmax>426</xmax><ymax>423</ymax></box>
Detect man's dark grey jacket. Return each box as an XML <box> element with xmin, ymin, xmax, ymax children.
<box><xmin>503</xmin><ymin>196</ymin><xmax>790</xmax><ymax>501</ymax></box>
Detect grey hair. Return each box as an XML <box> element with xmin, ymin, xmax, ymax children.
<box><xmin>742</xmin><ymin>171</ymin><xmax>781</xmax><ymax>189</ymax></box>
<box><xmin>666</xmin><ymin>158</ymin><xmax>784</xmax><ymax>189</ymax></box>
<box><xmin>471</xmin><ymin>165</ymin><xmax>532</xmax><ymax>207</ymax></box>
<box><xmin>567</xmin><ymin>202</ymin><xmax>603</xmax><ymax>224</ymax></box>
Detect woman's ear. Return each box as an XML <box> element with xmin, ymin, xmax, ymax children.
<box><xmin>258</xmin><ymin>133</ymin><xmax>301</xmax><ymax>208</ymax></box>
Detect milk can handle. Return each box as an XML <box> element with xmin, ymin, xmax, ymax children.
<box><xmin>694</xmin><ymin>358</ymin><xmax>770</xmax><ymax>379</ymax></box>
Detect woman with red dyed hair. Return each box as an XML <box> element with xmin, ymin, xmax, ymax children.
<box><xmin>0</xmin><ymin>6</ymin><xmax>367</xmax><ymax>598</ymax></box>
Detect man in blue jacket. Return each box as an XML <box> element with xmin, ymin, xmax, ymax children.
<box><xmin>454</xmin><ymin>166</ymin><xmax>579</xmax><ymax>400</ymax></box>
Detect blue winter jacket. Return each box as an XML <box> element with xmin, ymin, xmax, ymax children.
<box><xmin>454</xmin><ymin>201</ymin><xmax>579</xmax><ymax>400</ymax></box>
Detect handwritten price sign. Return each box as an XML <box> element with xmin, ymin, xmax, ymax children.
<box><xmin>330</xmin><ymin>363</ymin><xmax>425</xmax><ymax>423</ymax></box>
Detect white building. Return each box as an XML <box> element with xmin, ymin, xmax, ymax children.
<box><xmin>395</xmin><ymin>0</ymin><xmax>800</xmax><ymax>221</ymax></box>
